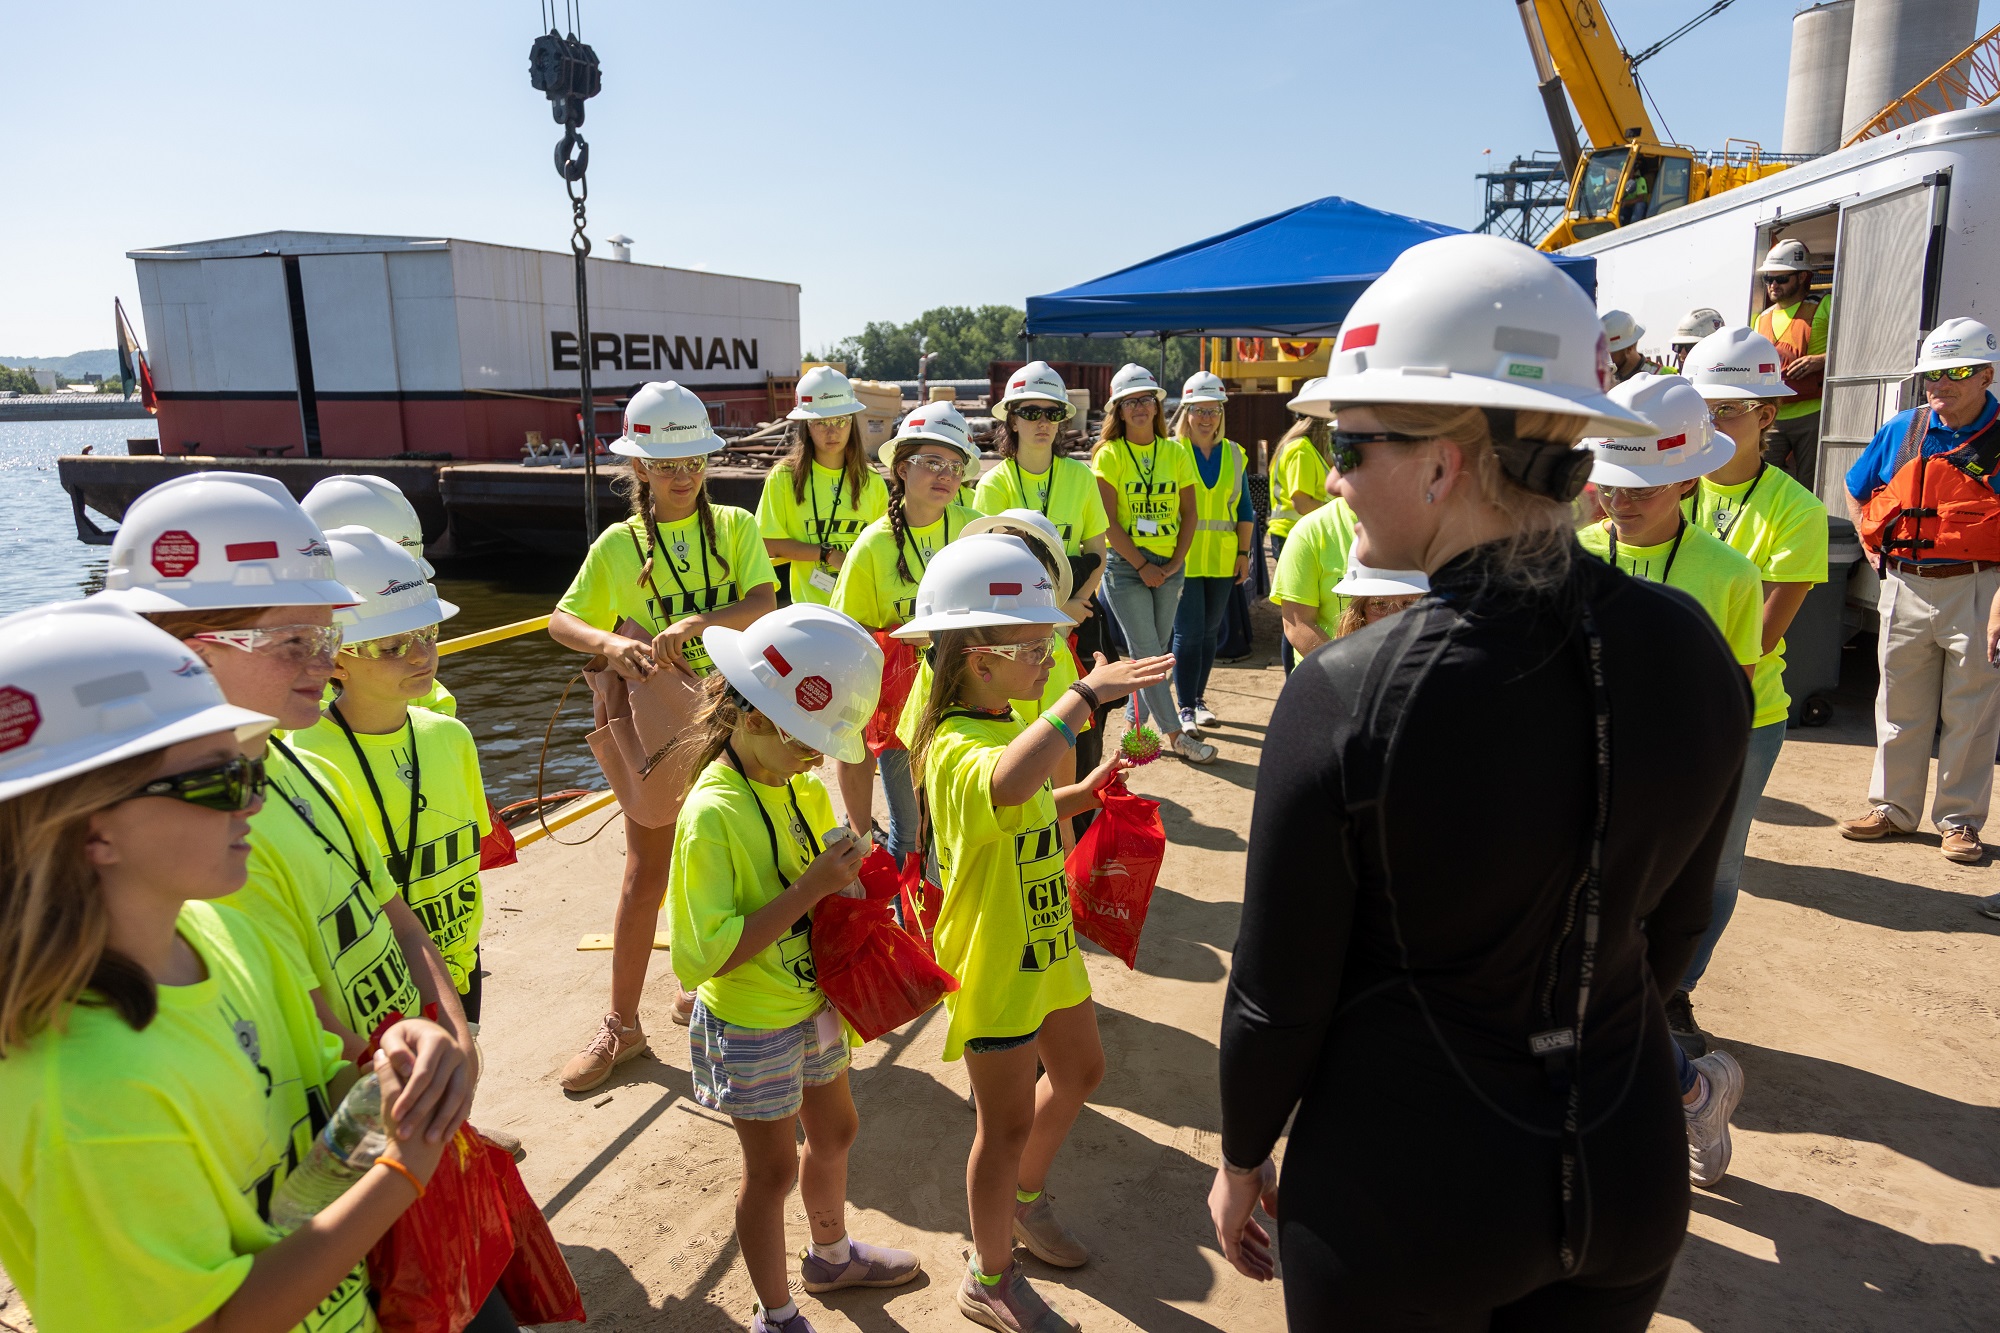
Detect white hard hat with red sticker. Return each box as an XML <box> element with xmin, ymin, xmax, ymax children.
<box><xmin>893</xmin><ymin>534</ymin><xmax>1076</xmax><ymax>641</ymax></box>
<box><xmin>883</xmin><ymin>401</ymin><xmax>980</xmax><ymax>468</ymax></box>
<box><xmin>788</xmin><ymin>365</ymin><xmax>868</xmax><ymax>421</ymax></box>
<box><xmin>324</xmin><ymin>527</ymin><xmax>460</xmax><ymax>643</ymax></box>
<box><xmin>963</xmin><ymin>509</ymin><xmax>1074</xmax><ymax>603</ymax></box>
<box><xmin>1682</xmin><ymin>327</ymin><xmax>1791</xmax><ymax>400</ymax></box>
<box><xmin>0</xmin><ymin>599</ymin><xmax>277</xmax><ymax>802</ymax></box>
<box><xmin>992</xmin><ymin>361</ymin><xmax>1075</xmax><ymax>422</ymax></box>
<box><xmin>613</xmin><ymin>381</ymin><xmax>725</xmax><ymax>459</ymax></box>
<box><xmin>102</xmin><ymin>471</ymin><xmax>361</xmax><ymax>612</ymax></box>
<box><xmin>1106</xmin><ymin>363</ymin><xmax>1165</xmax><ymax>407</ymax></box>
<box><xmin>703</xmin><ymin>604</ymin><xmax>883</xmax><ymax>764</ymax></box>
<box><xmin>1583</xmin><ymin>373</ymin><xmax>1728</xmax><ymax>488</ymax></box>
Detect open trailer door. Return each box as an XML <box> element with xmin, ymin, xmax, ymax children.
<box><xmin>1817</xmin><ymin>173</ymin><xmax>1951</xmax><ymax>510</ymax></box>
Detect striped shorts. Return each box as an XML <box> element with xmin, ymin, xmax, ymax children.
<box><xmin>689</xmin><ymin>1000</ymin><xmax>850</xmax><ymax>1121</ymax></box>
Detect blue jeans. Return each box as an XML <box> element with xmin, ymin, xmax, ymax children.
<box><xmin>1173</xmin><ymin>576</ymin><xmax>1234</xmax><ymax>711</ymax></box>
<box><xmin>1681</xmin><ymin>720</ymin><xmax>1786</xmax><ymax>992</ymax></box>
<box><xmin>878</xmin><ymin>747</ymin><xmax>919</xmax><ymax>860</ymax></box>
<box><xmin>1102</xmin><ymin>556</ymin><xmax>1185</xmax><ymax>731</ymax></box>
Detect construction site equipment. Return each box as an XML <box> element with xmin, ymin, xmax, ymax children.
<box><xmin>1843</xmin><ymin>20</ymin><xmax>2000</xmax><ymax>146</ymax></box>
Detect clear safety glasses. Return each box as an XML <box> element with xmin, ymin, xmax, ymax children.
<box><xmin>1598</xmin><ymin>483</ymin><xmax>1679</xmax><ymax>501</ymax></box>
<box><xmin>965</xmin><ymin>636</ymin><xmax>1058</xmax><ymax>667</ymax></box>
<box><xmin>1185</xmin><ymin>406</ymin><xmax>1224</xmax><ymax>422</ymax></box>
<box><xmin>190</xmin><ymin>624</ymin><xmax>342</xmax><ymax>668</ymax></box>
<box><xmin>904</xmin><ymin>453</ymin><xmax>967</xmax><ymax>479</ymax></box>
<box><xmin>1708</xmin><ymin>401</ymin><xmax>1764</xmax><ymax>420</ymax></box>
<box><xmin>128</xmin><ymin>754</ymin><xmax>267</xmax><ymax>813</ymax></box>
<box><xmin>642</xmin><ymin>457</ymin><xmax>707</xmax><ymax>476</ymax></box>
<box><xmin>342</xmin><ymin>624</ymin><xmax>441</xmax><ymax>660</ymax></box>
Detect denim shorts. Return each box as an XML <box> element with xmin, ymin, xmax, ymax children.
<box><xmin>688</xmin><ymin>1000</ymin><xmax>849</xmax><ymax>1120</ymax></box>
<box><xmin>965</xmin><ymin>1026</ymin><xmax>1042</xmax><ymax>1055</ymax></box>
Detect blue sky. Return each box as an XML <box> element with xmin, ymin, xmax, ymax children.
<box><xmin>6</xmin><ymin>1</ymin><xmax>1990</xmax><ymax>356</ymax></box>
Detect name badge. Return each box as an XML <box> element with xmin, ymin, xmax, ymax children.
<box><xmin>809</xmin><ymin>568</ymin><xmax>838</xmax><ymax>593</ymax></box>
<box><xmin>1134</xmin><ymin>518</ymin><xmax>1161</xmax><ymax>536</ymax></box>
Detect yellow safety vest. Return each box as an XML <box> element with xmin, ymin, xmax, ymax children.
<box><xmin>1186</xmin><ymin>438</ymin><xmax>1247</xmax><ymax>578</ymax></box>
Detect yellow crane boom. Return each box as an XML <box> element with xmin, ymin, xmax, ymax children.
<box><xmin>1520</xmin><ymin>0</ymin><xmax>1654</xmax><ymax>156</ymax></box>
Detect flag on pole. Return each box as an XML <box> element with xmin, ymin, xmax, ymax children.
<box><xmin>114</xmin><ymin>298</ymin><xmax>156</xmax><ymax>414</ymax></box>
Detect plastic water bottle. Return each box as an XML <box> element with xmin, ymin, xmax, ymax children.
<box><xmin>269</xmin><ymin>1073</ymin><xmax>388</xmax><ymax>1231</ymax></box>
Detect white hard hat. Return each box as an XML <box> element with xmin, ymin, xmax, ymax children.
<box><xmin>611</xmin><ymin>381</ymin><xmax>724</xmax><ymax>459</ymax></box>
<box><xmin>325</xmin><ymin>527</ymin><xmax>459</xmax><ymax>643</ymax></box>
<box><xmin>1331</xmin><ymin>562</ymin><xmax>1430</xmax><ymax>598</ymax></box>
<box><xmin>0</xmin><ymin>599</ymin><xmax>277</xmax><ymax>803</ymax></box>
<box><xmin>301</xmin><ymin>475</ymin><xmax>433</xmax><ymax>577</ymax></box>
<box><xmin>1671</xmin><ymin>307</ymin><xmax>1726</xmax><ymax>348</ymax></box>
<box><xmin>993</xmin><ymin>361</ymin><xmax>1075</xmax><ymax>423</ymax></box>
<box><xmin>703</xmin><ymin>604</ymin><xmax>882</xmax><ymax>764</ymax></box>
<box><xmin>1106</xmin><ymin>364</ymin><xmax>1165</xmax><ymax>407</ymax></box>
<box><xmin>788</xmin><ymin>365</ymin><xmax>867</xmax><ymax>421</ymax></box>
<box><xmin>1683</xmin><ymin>327</ymin><xmax>1791</xmax><ymax>400</ymax></box>
<box><xmin>102</xmin><ymin>472</ymin><xmax>361</xmax><ymax>613</ymax></box>
<box><xmin>1287</xmin><ymin>376</ymin><xmax>1332</xmax><ymax>421</ymax></box>
<box><xmin>1583</xmin><ymin>373</ymin><xmax>1728</xmax><ymax>488</ymax></box>
<box><xmin>1291</xmin><ymin>235</ymin><xmax>1652</xmax><ymax>437</ymax></box>
<box><xmin>1757</xmin><ymin>239</ymin><xmax>1815</xmax><ymax>275</ymax></box>
<box><xmin>1601</xmin><ymin>310</ymin><xmax>1644</xmax><ymax>354</ymax></box>
<box><xmin>892</xmin><ymin>535</ymin><xmax>1075</xmax><ymax>641</ymax></box>
<box><xmin>1180</xmin><ymin>371</ymin><xmax>1228</xmax><ymax>404</ymax></box>
<box><xmin>1911</xmin><ymin>317</ymin><xmax>2000</xmax><ymax>374</ymax></box>
<box><xmin>963</xmin><ymin>509</ymin><xmax>1074</xmax><ymax>603</ymax></box>
<box><xmin>882</xmin><ymin>401</ymin><xmax>980</xmax><ymax>469</ymax></box>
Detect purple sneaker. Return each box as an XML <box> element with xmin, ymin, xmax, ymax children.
<box><xmin>799</xmin><ymin>1237</ymin><xmax>923</xmax><ymax>1293</ymax></box>
<box><xmin>958</xmin><ymin>1261</ymin><xmax>1079</xmax><ymax>1333</ymax></box>
<box><xmin>751</xmin><ymin>1306</ymin><xmax>817</xmax><ymax>1333</ymax></box>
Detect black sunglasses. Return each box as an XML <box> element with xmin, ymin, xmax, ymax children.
<box><xmin>1330</xmin><ymin>429</ymin><xmax>1429</xmax><ymax>474</ymax></box>
<box><xmin>1010</xmin><ymin>405</ymin><xmax>1067</xmax><ymax>423</ymax></box>
<box><xmin>128</xmin><ymin>754</ymin><xmax>267</xmax><ymax>813</ymax></box>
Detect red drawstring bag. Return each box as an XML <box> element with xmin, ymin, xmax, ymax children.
<box><xmin>811</xmin><ymin>846</ymin><xmax>959</xmax><ymax>1041</ymax></box>
<box><xmin>1064</xmin><ymin>776</ymin><xmax>1166</xmax><ymax>969</ymax></box>
<box><xmin>485</xmin><ymin>1136</ymin><xmax>586</xmax><ymax>1324</ymax></box>
<box><xmin>864</xmin><ymin>632</ymin><xmax>921</xmax><ymax>756</ymax></box>
<box><xmin>366</xmin><ymin>1127</ymin><xmax>516</xmax><ymax>1332</ymax></box>
<box><xmin>479</xmin><ymin>798</ymin><xmax>518</xmax><ymax>870</ymax></box>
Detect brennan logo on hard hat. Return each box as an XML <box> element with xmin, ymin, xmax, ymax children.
<box><xmin>377</xmin><ymin>578</ymin><xmax>424</xmax><ymax>597</ymax></box>
<box><xmin>171</xmin><ymin>657</ymin><xmax>205</xmax><ymax>678</ymax></box>
<box><xmin>297</xmin><ymin>540</ymin><xmax>332</xmax><ymax>558</ymax></box>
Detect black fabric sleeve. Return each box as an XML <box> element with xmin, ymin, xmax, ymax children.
<box><xmin>1647</xmin><ymin>756</ymin><xmax>1742</xmax><ymax>997</ymax></box>
<box><xmin>1219</xmin><ymin>662</ymin><xmax>1358</xmax><ymax>1168</ymax></box>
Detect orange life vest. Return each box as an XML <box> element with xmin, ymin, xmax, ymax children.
<box><xmin>1754</xmin><ymin>299</ymin><xmax>1823</xmax><ymax>405</ymax></box>
<box><xmin>1858</xmin><ymin>409</ymin><xmax>2000</xmax><ymax>564</ymax></box>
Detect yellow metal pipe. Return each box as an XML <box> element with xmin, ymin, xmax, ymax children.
<box><xmin>511</xmin><ymin>790</ymin><xmax>618</xmax><ymax>848</ymax></box>
<box><xmin>436</xmin><ymin>615</ymin><xmax>552</xmax><ymax>657</ymax></box>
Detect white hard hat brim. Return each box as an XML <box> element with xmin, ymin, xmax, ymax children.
<box><xmin>1586</xmin><ymin>432</ymin><xmax>1732</xmax><ymax>488</ymax></box>
<box><xmin>1911</xmin><ymin>352</ymin><xmax>1998</xmax><ymax>374</ymax></box>
<box><xmin>1691</xmin><ymin>380</ymin><xmax>1792</xmax><ymax>401</ymax></box>
<box><xmin>610</xmin><ymin>433</ymin><xmax>725</xmax><ymax>460</ymax></box>
<box><xmin>877</xmin><ymin>433</ymin><xmax>981</xmax><ymax>469</ymax></box>
<box><xmin>961</xmin><ymin>515</ymin><xmax>1074</xmax><ymax>603</ymax></box>
<box><xmin>1757</xmin><ymin>259</ymin><xmax>1813</xmax><ymax>274</ymax></box>
<box><xmin>889</xmin><ymin>603</ymin><xmax>1077</xmax><ymax>641</ymax></box>
<box><xmin>992</xmin><ymin>392</ymin><xmax>1075</xmax><ymax>422</ymax></box>
<box><xmin>1295</xmin><ymin>370</ymin><xmax>1656</xmax><ymax>437</ymax></box>
<box><xmin>1331</xmin><ymin>572</ymin><xmax>1430</xmax><ymax>598</ymax></box>
<box><xmin>1180</xmin><ymin>386</ymin><xmax>1229</xmax><ymax>404</ymax></box>
<box><xmin>785</xmin><ymin>399</ymin><xmax>868</xmax><ymax>422</ymax></box>
<box><xmin>338</xmin><ymin>596</ymin><xmax>461</xmax><ymax>644</ymax></box>
<box><xmin>0</xmin><ymin>703</ymin><xmax>278</xmax><ymax>804</ymax></box>
<box><xmin>95</xmin><ymin>577</ymin><xmax>365</xmax><ymax>613</ymax></box>
<box><xmin>701</xmin><ymin>625</ymin><xmax>871</xmax><ymax>764</ymax></box>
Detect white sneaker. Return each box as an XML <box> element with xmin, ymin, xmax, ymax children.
<box><xmin>1177</xmin><ymin>706</ymin><xmax>1203</xmax><ymax>737</ymax></box>
<box><xmin>1686</xmin><ymin>1049</ymin><xmax>1744</xmax><ymax>1188</ymax></box>
<box><xmin>1170</xmin><ymin>732</ymin><xmax>1218</xmax><ymax>765</ymax></box>
<box><xmin>1192</xmin><ymin>700</ymin><xmax>1220</xmax><ymax>728</ymax></box>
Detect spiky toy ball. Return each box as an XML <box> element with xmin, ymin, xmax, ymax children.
<box><xmin>1119</xmin><ymin>723</ymin><xmax>1163</xmax><ymax>766</ymax></box>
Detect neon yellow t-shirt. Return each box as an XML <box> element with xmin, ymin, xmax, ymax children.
<box><xmin>225</xmin><ymin>741</ymin><xmax>423</xmax><ymax>1040</ymax></box>
<box><xmin>1091</xmin><ymin>437</ymin><xmax>1199</xmax><ymax>558</ymax></box>
<box><xmin>0</xmin><ymin>901</ymin><xmax>373</xmax><ymax>1333</ymax></box>
<box><xmin>1268</xmin><ymin>498</ymin><xmax>1360</xmax><ymax>642</ymax></box>
<box><xmin>896</xmin><ymin>634</ymin><xmax>1082</xmax><ymax>749</ymax></box>
<box><xmin>755</xmin><ymin>461</ymin><xmax>890</xmax><ymax>606</ymax></box>
<box><xmin>924</xmin><ymin>711</ymin><xmax>1091</xmax><ymax>1061</ymax></box>
<box><xmin>667</xmin><ymin>762</ymin><xmax>840</xmax><ymax>1030</ymax></box>
<box><xmin>292</xmin><ymin>706</ymin><xmax>492</xmax><ymax>994</ymax></box>
<box><xmin>972</xmin><ymin>456</ymin><xmax>1110</xmax><ymax>556</ymax></box>
<box><xmin>1687</xmin><ymin>465</ymin><xmax>1829</xmax><ymax>728</ymax></box>
<box><xmin>1578</xmin><ymin>522</ymin><xmax>1763</xmax><ymax>667</ymax></box>
<box><xmin>556</xmin><ymin>507</ymin><xmax>777</xmax><ymax>675</ymax></box>
<box><xmin>1267</xmin><ymin>432</ymin><xmax>1332</xmax><ymax>539</ymax></box>
<box><xmin>829</xmin><ymin>503</ymin><xmax>980</xmax><ymax>630</ymax></box>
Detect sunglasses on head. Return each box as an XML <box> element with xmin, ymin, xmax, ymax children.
<box><xmin>191</xmin><ymin>624</ymin><xmax>342</xmax><ymax>668</ymax></box>
<box><xmin>342</xmin><ymin>624</ymin><xmax>441</xmax><ymax>660</ymax></box>
<box><xmin>1010</xmin><ymin>405</ymin><xmax>1067</xmax><ymax>423</ymax></box>
<box><xmin>128</xmin><ymin>754</ymin><xmax>266</xmax><ymax>813</ymax></box>
<box><xmin>1922</xmin><ymin>365</ymin><xmax>1984</xmax><ymax>383</ymax></box>
<box><xmin>1330</xmin><ymin>429</ymin><xmax>1429</xmax><ymax>474</ymax></box>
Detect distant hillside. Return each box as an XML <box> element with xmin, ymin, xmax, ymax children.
<box><xmin>0</xmin><ymin>350</ymin><xmax>119</xmax><ymax>378</ymax></box>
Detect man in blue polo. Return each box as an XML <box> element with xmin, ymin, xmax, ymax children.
<box><xmin>1838</xmin><ymin>318</ymin><xmax>2000</xmax><ymax>882</ymax></box>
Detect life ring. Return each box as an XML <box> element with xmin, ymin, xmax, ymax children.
<box><xmin>1278</xmin><ymin>339</ymin><xmax>1321</xmax><ymax>360</ymax></box>
<box><xmin>1234</xmin><ymin>338</ymin><xmax>1267</xmax><ymax>362</ymax></box>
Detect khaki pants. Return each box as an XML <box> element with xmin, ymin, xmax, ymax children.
<box><xmin>1869</xmin><ymin>566</ymin><xmax>2000</xmax><ymax>831</ymax></box>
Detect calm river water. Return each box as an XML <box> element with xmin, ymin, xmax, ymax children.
<box><xmin>0</xmin><ymin>419</ymin><xmax>600</xmax><ymax>807</ymax></box>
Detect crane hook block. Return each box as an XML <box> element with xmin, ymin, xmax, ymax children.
<box><xmin>529</xmin><ymin>29</ymin><xmax>602</xmax><ymax>130</ymax></box>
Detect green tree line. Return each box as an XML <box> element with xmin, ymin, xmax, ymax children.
<box><xmin>812</xmin><ymin>305</ymin><xmax>1203</xmax><ymax>387</ymax></box>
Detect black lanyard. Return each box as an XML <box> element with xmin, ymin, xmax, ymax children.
<box><xmin>1697</xmin><ymin>464</ymin><xmax>1765</xmax><ymax>542</ymax></box>
<box><xmin>807</xmin><ymin>464</ymin><xmax>845</xmax><ymax>558</ymax></box>
<box><xmin>1123</xmin><ymin>438</ymin><xmax>1159</xmax><ymax>494</ymax></box>
<box><xmin>656</xmin><ymin>515</ymin><xmax>715</xmax><ymax>612</ymax></box>
<box><xmin>1011</xmin><ymin>459</ymin><xmax>1055</xmax><ymax>517</ymax></box>
<box><xmin>722</xmin><ymin>743</ymin><xmax>821</xmax><ymax>929</ymax></box>
<box><xmin>1605</xmin><ymin>519</ymin><xmax>1688</xmax><ymax>588</ymax></box>
<box><xmin>331</xmin><ymin>702</ymin><xmax>421</xmax><ymax>895</ymax></box>
<box><xmin>267</xmin><ymin>737</ymin><xmax>373</xmax><ymax>891</ymax></box>
<box><xmin>906</xmin><ymin>509</ymin><xmax>955</xmax><ymax>581</ymax></box>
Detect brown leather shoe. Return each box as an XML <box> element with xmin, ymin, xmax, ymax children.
<box><xmin>1941</xmin><ymin>826</ymin><xmax>1984</xmax><ymax>863</ymax></box>
<box><xmin>1837</xmin><ymin>807</ymin><xmax>1906</xmax><ymax>841</ymax></box>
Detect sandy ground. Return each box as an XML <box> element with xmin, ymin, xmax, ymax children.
<box><xmin>3</xmin><ymin>617</ymin><xmax>1996</xmax><ymax>1333</ymax></box>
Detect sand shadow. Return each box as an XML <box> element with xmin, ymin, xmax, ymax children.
<box><xmin>1084</xmin><ymin>885</ymin><xmax>1238</xmax><ymax>984</ymax></box>
<box><xmin>1092</xmin><ymin>1003</ymin><xmax>1222</xmax><ymax>1135</ymax></box>
<box><xmin>1151</xmin><ymin>795</ymin><xmax>1250</xmax><ymax>853</ymax></box>
<box><xmin>1741</xmin><ymin>856</ymin><xmax>2000</xmax><ymax>935</ymax></box>
<box><xmin>1656</xmin><ymin>1178</ymin><xmax>1996</xmax><ymax>1331</ymax></box>
<box><xmin>558</xmin><ymin>1239</ymin><xmax>744</xmax><ymax>1330</ymax></box>
<box><xmin>1715</xmin><ymin>1039</ymin><xmax>2000</xmax><ymax>1190</ymax></box>
<box><xmin>1753</xmin><ymin>794</ymin><xmax>1835</xmax><ymax>827</ymax></box>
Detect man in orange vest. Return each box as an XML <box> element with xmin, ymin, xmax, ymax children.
<box><xmin>1753</xmin><ymin>240</ymin><xmax>1828</xmax><ymax>491</ymax></box>
<box><xmin>1839</xmin><ymin>317</ymin><xmax>2000</xmax><ymax>871</ymax></box>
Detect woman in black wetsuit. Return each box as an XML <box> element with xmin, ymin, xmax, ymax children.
<box><xmin>1210</xmin><ymin>235</ymin><xmax>1752</xmax><ymax>1331</ymax></box>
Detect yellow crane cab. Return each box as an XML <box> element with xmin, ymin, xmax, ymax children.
<box><xmin>1541</xmin><ymin>139</ymin><xmax>1789</xmax><ymax>252</ymax></box>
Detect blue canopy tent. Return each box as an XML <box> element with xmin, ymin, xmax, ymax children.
<box><xmin>1023</xmin><ymin>195</ymin><xmax>1596</xmax><ymax>338</ymax></box>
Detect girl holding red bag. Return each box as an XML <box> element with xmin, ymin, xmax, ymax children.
<box><xmin>666</xmin><ymin>603</ymin><xmax>924</xmax><ymax>1333</ymax></box>
<box><xmin>899</xmin><ymin>537</ymin><xmax>1172</xmax><ymax>1333</ymax></box>
<box><xmin>830</xmin><ymin>403</ymin><xmax>981</xmax><ymax>863</ymax></box>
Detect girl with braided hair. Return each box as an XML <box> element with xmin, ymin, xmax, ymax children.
<box><xmin>548</xmin><ymin>382</ymin><xmax>778</xmax><ymax>1093</ymax></box>
<box><xmin>829</xmin><ymin>403</ymin><xmax>980</xmax><ymax>865</ymax></box>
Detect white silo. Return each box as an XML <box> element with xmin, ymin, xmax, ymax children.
<box><xmin>1839</xmin><ymin>0</ymin><xmax>1981</xmax><ymax>142</ymax></box>
<box><xmin>1784</xmin><ymin>1</ymin><xmax>1855</xmax><ymax>155</ymax></box>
